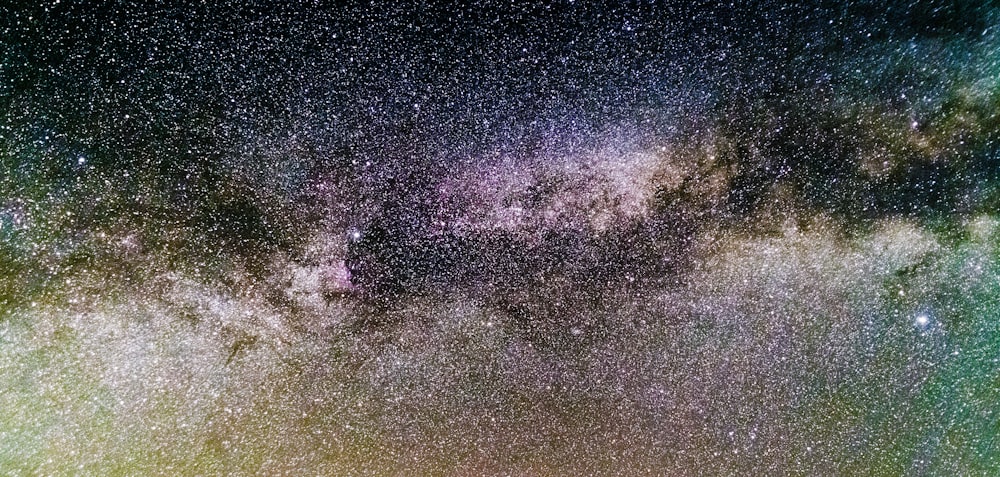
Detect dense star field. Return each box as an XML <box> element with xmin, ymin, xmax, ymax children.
<box><xmin>2</xmin><ymin>1</ymin><xmax>1000</xmax><ymax>475</ymax></box>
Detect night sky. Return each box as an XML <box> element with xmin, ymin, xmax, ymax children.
<box><xmin>2</xmin><ymin>1</ymin><xmax>1000</xmax><ymax>475</ymax></box>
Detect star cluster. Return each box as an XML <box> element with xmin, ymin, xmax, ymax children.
<box><xmin>2</xmin><ymin>1</ymin><xmax>1000</xmax><ymax>475</ymax></box>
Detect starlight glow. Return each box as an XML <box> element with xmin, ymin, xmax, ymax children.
<box><xmin>2</xmin><ymin>2</ymin><xmax>999</xmax><ymax>475</ymax></box>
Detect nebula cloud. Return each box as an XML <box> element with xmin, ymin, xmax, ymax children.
<box><xmin>2</xmin><ymin>2</ymin><xmax>1000</xmax><ymax>475</ymax></box>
